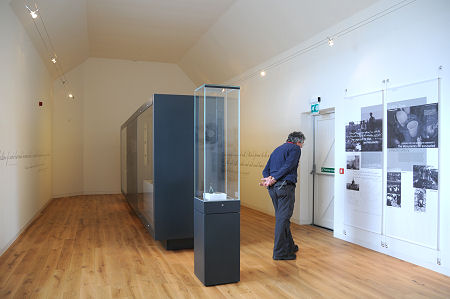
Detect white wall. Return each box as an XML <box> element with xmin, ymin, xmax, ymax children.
<box><xmin>52</xmin><ymin>63</ymin><xmax>85</xmax><ymax>197</ymax></box>
<box><xmin>233</xmin><ymin>0</ymin><xmax>449</xmax><ymax>275</ymax></box>
<box><xmin>0</xmin><ymin>1</ymin><xmax>52</xmax><ymax>254</ymax></box>
<box><xmin>52</xmin><ymin>58</ymin><xmax>196</xmax><ymax>197</ymax></box>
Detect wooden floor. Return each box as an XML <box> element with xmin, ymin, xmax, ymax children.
<box><xmin>1</xmin><ymin>195</ymin><xmax>450</xmax><ymax>298</ymax></box>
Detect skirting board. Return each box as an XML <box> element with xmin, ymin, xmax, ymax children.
<box><xmin>0</xmin><ymin>197</ymin><xmax>54</xmax><ymax>257</ymax></box>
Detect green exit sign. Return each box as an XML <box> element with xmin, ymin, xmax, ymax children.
<box><xmin>311</xmin><ymin>103</ymin><xmax>319</xmax><ymax>115</ymax></box>
<box><xmin>321</xmin><ymin>167</ymin><xmax>335</xmax><ymax>173</ymax></box>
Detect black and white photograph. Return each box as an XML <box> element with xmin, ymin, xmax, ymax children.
<box><xmin>361</xmin><ymin>105</ymin><xmax>383</xmax><ymax>151</ymax></box>
<box><xmin>414</xmin><ymin>188</ymin><xmax>426</xmax><ymax>212</ymax></box>
<box><xmin>386</xmin><ymin>172</ymin><xmax>401</xmax><ymax>208</ymax></box>
<box><xmin>387</xmin><ymin>102</ymin><xmax>438</xmax><ymax>148</ymax></box>
<box><xmin>413</xmin><ymin>165</ymin><xmax>438</xmax><ymax>190</ymax></box>
<box><xmin>345</xmin><ymin>121</ymin><xmax>361</xmax><ymax>152</ymax></box>
<box><xmin>346</xmin><ymin>178</ymin><xmax>360</xmax><ymax>191</ymax></box>
<box><xmin>346</xmin><ymin>154</ymin><xmax>360</xmax><ymax>170</ymax></box>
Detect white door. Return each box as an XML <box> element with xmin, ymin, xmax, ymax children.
<box><xmin>313</xmin><ymin>112</ymin><xmax>335</xmax><ymax>229</ymax></box>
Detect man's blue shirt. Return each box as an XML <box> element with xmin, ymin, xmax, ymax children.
<box><xmin>262</xmin><ymin>142</ymin><xmax>301</xmax><ymax>183</ymax></box>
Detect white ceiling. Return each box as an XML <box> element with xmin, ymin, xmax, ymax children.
<box><xmin>10</xmin><ymin>0</ymin><xmax>379</xmax><ymax>85</ymax></box>
<box><xmin>87</xmin><ymin>0</ymin><xmax>236</xmax><ymax>63</ymax></box>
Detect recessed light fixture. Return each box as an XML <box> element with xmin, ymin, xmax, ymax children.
<box><xmin>260</xmin><ymin>70</ymin><xmax>266</xmax><ymax>77</ymax></box>
<box><xmin>328</xmin><ymin>37</ymin><xmax>334</xmax><ymax>47</ymax></box>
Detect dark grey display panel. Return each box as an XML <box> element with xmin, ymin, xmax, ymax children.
<box><xmin>121</xmin><ymin>94</ymin><xmax>194</xmax><ymax>249</ymax></box>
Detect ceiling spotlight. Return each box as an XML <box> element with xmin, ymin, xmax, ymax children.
<box><xmin>328</xmin><ymin>37</ymin><xmax>334</xmax><ymax>47</ymax></box>
<box><xmin>26</xmin><ymin>5</ymin><xmax>39</xmax><ymax>19</ymax></box>
<box><xmin>30</xmin><ymin>10</ymin><xmax>38</xmax><ymax>19</ymax></box>
<box><xmin>51</xmin><ymin>57</ymin><xmax>57</xmax><ymax>64</ymax></box>
<box><xmin>260</xmin><ymin>70</ymin><xmax>266</xmax><ymax>77</ymax></box>
<box><xmin>68</xmin><ymin>93</ymin><xmax>74</xmax><ymax>99</ymax></box>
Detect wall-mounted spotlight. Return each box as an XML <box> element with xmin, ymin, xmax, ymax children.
<box><xmin>260</xmin><ymin>70</ymin><xmax>266</xmax><ymax>77</ymax></box>
<box><xmin>328</xmin><ymin>37</ymin><xmax>334</xmax><ymax>47</ymax></box>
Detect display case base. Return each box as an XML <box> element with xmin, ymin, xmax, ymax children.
<box><xmin>161</xmin><ymin>238</ymin><xmax>194</xmax><ymax>250</ymax></box>
<box><xmin>194</xmin><ymin>197</ymin><xmax>240</xmax><ymax>286</ymax></box>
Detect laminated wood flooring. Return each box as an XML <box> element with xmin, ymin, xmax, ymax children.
<box><xmin>1</xmin><ymin>194</ymin><xmax>450</xmax><ymax>298</ymax></box>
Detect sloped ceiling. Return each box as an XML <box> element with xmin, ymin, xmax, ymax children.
<box><xmin>10</xmin><ymin>0</ymin><xmax>90</xmax><ymax>79</ymax></box>
<box><xmin>179</xmin><ymin>0</ymin><xmax>379</xmax><ymax>85</ymax></box>
<box><xmin>10</xmin><ymin>0</ymin><xmax>378</xmax><ymax>84</ymax></box>
<box><xmin>87</xmin><ymin>0</ymin><xmax>236</xmax><ymax>63</ymax></box>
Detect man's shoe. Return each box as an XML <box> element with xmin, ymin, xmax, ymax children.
<box><xmin>273</xmin><ymin>254</ymin><xmax>296</xmax><ymax>260</ymax></box>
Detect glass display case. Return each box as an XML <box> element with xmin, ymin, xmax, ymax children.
<box><xmin>194</xmin><ymin>84</ymin><xmax>240</xmax><ymax>202</ymax></box>
<box><xmin>194</xmin><ymin>84</ymin><xmax>240</xmax><ymax>286</ymax></box>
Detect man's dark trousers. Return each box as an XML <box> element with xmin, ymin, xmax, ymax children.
<box><xmin>268</xmin><ymin>181</ymin><xmax>295</xmax><ymax>258</ymax></box>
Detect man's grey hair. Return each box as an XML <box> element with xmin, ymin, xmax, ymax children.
<box><xmin>286</xmin><ymin>131</ymin><xmax>306</xmax><ymax>144</ymax></box>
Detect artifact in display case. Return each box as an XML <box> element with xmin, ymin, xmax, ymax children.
<box><xmin>193</xmin><ymin>84</ymin><xmax>240</xmax><ymax>286</ymax></box>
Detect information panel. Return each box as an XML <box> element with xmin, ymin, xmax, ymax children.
<box><xmin>385</xmin><ymin>80</ymin><xmax>439</xmax><ymax>249</ymax></box>
<box><xmin>343</xmin><ymin>91</ymin><xmax>383</xmax><ymax>234</ymax></box>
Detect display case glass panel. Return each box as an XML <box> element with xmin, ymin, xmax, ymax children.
<box><xmin>120</xmin><ymin>101</ymin><xmax>154</xmax><ymax>228</ymax></box>
<box><xmin>194</xmin><ymin>85</ymin><xmax>240</xmax><ymax>201</ymax></box>
<box><xmin>137</xmin><ymin>105</ymin><xmax>154</xmax><ymax>228</ymax></box>
<box><xmin>121</xmin><ymin>127</ymin><xmax>127</xmax><ymax>194</ymax></box>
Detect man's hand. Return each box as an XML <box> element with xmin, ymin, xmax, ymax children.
<box><xmin>259</xmin><ymin>177</ymin><xmax>270</xmax><ymax>186</ymax></box>
<box><xmin>259</xmin><ymin>176</ymin><xmax>277</xmax><ymax>187</ymax></box>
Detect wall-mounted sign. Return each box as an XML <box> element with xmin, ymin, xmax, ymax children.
<box><xmin>321</xmin><ymin>167</ymin><xmax>335</xmax><ymax>173</ymax></box>
<box><xmin>311</xmin><ymin>102</ymin><xmax>320</xmax><ymax>115</ymax></box>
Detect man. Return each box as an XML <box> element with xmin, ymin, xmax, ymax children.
<box><xmin>368</xmin><ymin>112</ymin><xmax>375</xmax><ymax>131</ymax></box>
<box><xmin>261</xmin><ymin>131</ymin><xmax>305</xmax><ymax>260</ymax></box>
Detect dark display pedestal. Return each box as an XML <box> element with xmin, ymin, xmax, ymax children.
<box><xmin>121</xmin><ymin>94</ymin><xmax>194</xmax><ymax>250</ymax></box>
<box><xmin>161</xmin><ymin>238</ymin><xmax>194</xmax><ymax>250</ymax></box>
<box><xmin>194</xmin><ymin>197</ymin><xmax>240</xmax><ymax>286</ymax></box>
